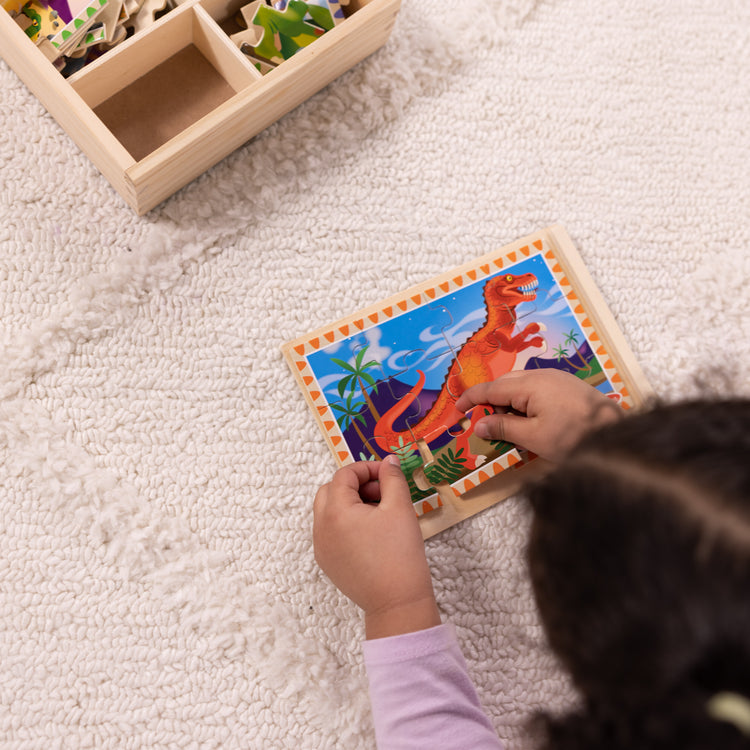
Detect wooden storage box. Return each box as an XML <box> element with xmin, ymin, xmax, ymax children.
<box><xmin>0</xmin><ymin>0</ymin><xmax>400</xmax><ymax>213</ymax></box>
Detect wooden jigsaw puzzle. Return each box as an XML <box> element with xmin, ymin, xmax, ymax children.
<box><xmin>283</xmin><ymin>226</ymin><xmax>653</xmax><ymax>537</ymax></box>
<box><xmin>230</xmin><ymin>0</ymin><xmax>346</xmax><ymax>71</ymax></box>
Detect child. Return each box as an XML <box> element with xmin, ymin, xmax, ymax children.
<box><xmin>313</xmin><ymin>370</ymin><xmax>750</xmax><ymax>749</ymax></box>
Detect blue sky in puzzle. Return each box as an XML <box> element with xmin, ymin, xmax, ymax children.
<box><xmin>306</xmin><ymin>253</ymin><xmax>592</xmax><ymax>402</ymax></box>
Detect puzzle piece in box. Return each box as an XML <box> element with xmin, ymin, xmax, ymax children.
<box><xmin>35</xmin><ymin>35</ymin><xmax>64</xmax><ymax>63</ymax></box>
<box><xmin>48</xmin><ymin>0</ymin><xmax>110</xmax><ymax>56</ymax></box>
<box><xmin>127</xmin><ymin>0</ymin><xmax>166</xmax><ymax>33</ymax></box>
<box><xmin>246</xmin><ymin>0</ymin><xmax>334</xmax><ymax>64</ymax></box>
<box><xmin>271</xmin><ymin>0</ymin><xmax>344</xmax><ymax>27</ymax></box>
<box><xmin>230</xmin><ymin>25</ymin><xmax>262</xmax><ymax>51</ymax></box>
<box><xmin>51</xmin><ymin>0</ymin><xmax>98</xmax><ymax>23</ymax></box>
<box><xmin>122</xmin><ymin>0</ymin><xmax>139</xmax><ymax>18</ymax></box>
<box><xmin>12</xmin><ymin>0</ymin><xmax>65</xmax><ymax>41</ymax></box>
<box><xmin>238</xmin><ymin>42</ymin><xmax>277</xmax><ymax>74</ymax></box>
<box><xmin>11</xmin><ymin>0</ymin><xmax>96</xmax><ymax>41</ymax></box>
<box><xmin>230</xmin><ymin>0</ymin><xmax>262</xmax><ymax>34</ymax></box>
<box><xmin>75</xmin><ymin>22</ymin><xmax>106</xmax><ymax>47</ymax></box>
<box><xmin>225</xmin><ymin>0</ymin><xmax>342</xmax><ymax>79</ymax></box>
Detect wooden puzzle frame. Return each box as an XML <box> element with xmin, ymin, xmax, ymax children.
<box><xmin>283</xmin><ymin>225</ymin><xmax>654</xmax><ymax>538</ymax></box>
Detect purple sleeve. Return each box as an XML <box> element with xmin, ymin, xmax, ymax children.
<box><xmin>362</xmin><ymin>623</ymin><xmax>504</xmax><ymax>750</ymax></box>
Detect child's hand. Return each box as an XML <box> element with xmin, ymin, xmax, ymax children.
<box><xmin>455</xmin><ymin>369</ymin><xmax>622</xmax><ymax>463</ymax></box>
<box><xmin>313</xmin><ymin>456</ymin><xmax>441</xmax><ymax>639</ymax></box>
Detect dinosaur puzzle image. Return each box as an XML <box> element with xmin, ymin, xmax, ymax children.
<box><xmin>370</xmin><ymin>272</ymin><xmax>545</xmax><ymax>468</ymax></box>
<box><xmin>283</xmin><ymin>226</ymin><xmax>653</xmax><ymax>537</ymax></box>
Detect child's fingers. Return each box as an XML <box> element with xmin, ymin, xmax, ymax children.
<box><xmin>474</xmin><ymin>411</ymin><xmax>535</xmax><ymax>449</ymax></box>
<box><xmin>376</xmin><ymin>455</ymin><xmax>415</xmax><ymax>512</ymax></box>
<box><xmin>359</xmin><ymin>479</ymin><xmax>383</xmax><ymax>504</ymax></box>
<box><xmin>336</xmin><ymin>461</ymin><xmax>383</xmax><ymax>490</ymax></box>
<box><xmin>456</xmin><ymin>372</ymin><xmax>530</xmax><ymax>414</ymax></box>
<box><xmin>315</xmin><ymin>462</ymin><xmax>382</xmax><ymax>513</ymax></box>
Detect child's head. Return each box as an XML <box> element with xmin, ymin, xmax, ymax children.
<box><xmin>526</xmin><ymin>398</ymin><xmax>750</xmax><ymax>748</ymax></box>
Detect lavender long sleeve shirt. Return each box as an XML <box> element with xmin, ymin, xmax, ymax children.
<box><xmin>362</xmin><ymin>624</ymin><xmax>504</xmax><ymax>749</ymax></box>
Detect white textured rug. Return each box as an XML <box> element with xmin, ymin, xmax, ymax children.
<box><xmin>1</xmin><ymin>0</ymin><xmax>749</xmax><ymax>747</ymax></box>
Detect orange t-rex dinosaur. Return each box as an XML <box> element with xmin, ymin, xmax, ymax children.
<box><xmin>373</xmin><ymin>272</ymin><xmax>545</xmax><ymax>462</ymax></box>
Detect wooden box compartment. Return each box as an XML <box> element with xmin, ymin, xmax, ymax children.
<box><xmin>0</xmin><ymin>0</ymin><xmax>401</xmax><ymax>213</ymax></box>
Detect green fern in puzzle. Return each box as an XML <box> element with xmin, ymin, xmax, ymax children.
<box><xmin>423</xmin><ymin>447</ymin><xmax>468</xmax><ymax>486</ymax></box>
<box><xmin>488</xmin><ymin>438</ymin><xmax>514</xmax><ymax>455</ymax></box>
<box><xmin>389</xmin><ymin>437</ymin><xmax>434</xmax><ymax>503</ymax></box>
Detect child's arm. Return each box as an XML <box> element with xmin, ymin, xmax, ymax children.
<box><xmin>456</xmin><ymin>369</ymin><xmax>622</xmax><ymax>462</ymax></box>
<box><xmin>313</xmin><ymin>458</ymin><xmax>503</xmax><ymax>748</ymax></box>
<box><xmin>363</xmin><ymin>624</ymin><xmax>504</xmax><ymax>749</ymax></box>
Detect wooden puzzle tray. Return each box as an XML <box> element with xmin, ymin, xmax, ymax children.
<box><xmin>284</xmin><ymin>226</ymin><xmax>655</xmax><ymax>538</ymax></box>
<box><xmin>0</xmin><ymin>0</ymin><xmax>400</xmax><ymax>213</ymax></box>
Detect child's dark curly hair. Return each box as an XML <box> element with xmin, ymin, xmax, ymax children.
<box><xmin>527</xmin><ymin>398</ymin><xmax>750</xmax><ymax>749</ymax></box>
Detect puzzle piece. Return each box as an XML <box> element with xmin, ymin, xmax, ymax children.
<box><xmin>13</xmin><ymin>0</ymin><xmax>65</xmax><ymax>42</ymax></box>
<box><xmin>272</xmin><ymin>0</ymin><xmax>344</xmax><ymax>25</ymax></box>
<box><xmin>273</xmin><ymin>0</ymin><xmax>344</xmax><ymax>25</ymax></box>
<box><xmin>128</xmin><ymin>0</ymin><xmax>167</xmax><ymax>34</ymax></box>
<box><xmin>361</xmin><ymin>344</ymin><xmax>427</xmax><ymax>436</ymax></box>
<box><xmin>421</xmin><ymin>304</ymin><xmax>464</xmax><ymax>398</ymax></box>
<box><xmin>48</xmin><ymin>0</ymin><xmax>110</xmax><ymax>57</ymax></box>
<box><xmin>326</xmin><ymin>341</ymin><xmax>426</xmax><ymax>462</ymax></box>
<box><xmin>238</xmin><ymin>42</ymin><xmax>277</xmax><ymax>75</ymax></box>
<box><xmin>11</xmin><ymin>0</ymin><xmax>169</xmax><ymax>74</ymax></box>
<box><xmin>391</xmin><ymin>437</ymin><xmax>445</xmax><ymax>517</ymax></box>
<box><xmin>230</xmin><ymin>1</ymin><xmax>343</xmax><ymax>71</ymax></box>
<box><xmin>247</xmin><ymin>0</ymin><xmax>332</xmax><ymax>64</ymax></box>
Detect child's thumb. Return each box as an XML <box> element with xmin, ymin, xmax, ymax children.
<box><xmin>378</xmin><ymin>455</ymin><xmax>414</xmax><ymax>510</ymax></box>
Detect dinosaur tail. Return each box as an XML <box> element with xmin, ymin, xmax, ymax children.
<box><xmin>373</xmin><ymin>370</ymin><xmax>427</xmax><ymax>452</ymax></box>
<box><xmin>373</xmin><ymin>370</ymin><xmax>464</xmax><ymax>453</ymax></box>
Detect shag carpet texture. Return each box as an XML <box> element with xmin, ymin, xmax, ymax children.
<box><xmin>1</xmin><ymin>0</ymin><xmax>749</xmax><ymax>747</ymax></box>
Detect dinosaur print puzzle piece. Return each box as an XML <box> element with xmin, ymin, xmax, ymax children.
<box><xmin>420</xmin><ymin>304</ymin><xmax>465</xmax><ymax>399</ymax></box>
<box><xmin>409</xmin><ymin>402</ymin><xmax>521</xmax><ymax>506</ymax></box>
<box><xmin>364</xmin><ymin>345</ymin><xmax>428</xmax><ymax>442</ymax></box>
<box><xmin>371</xmin><ymin>304</ymin><xmax>457</xmax><ymax>450</ymax></box>
<box><xmin>327</xmin><ymin>343</ymin><xmax>429</xmax><ymax>462</ymax></box>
